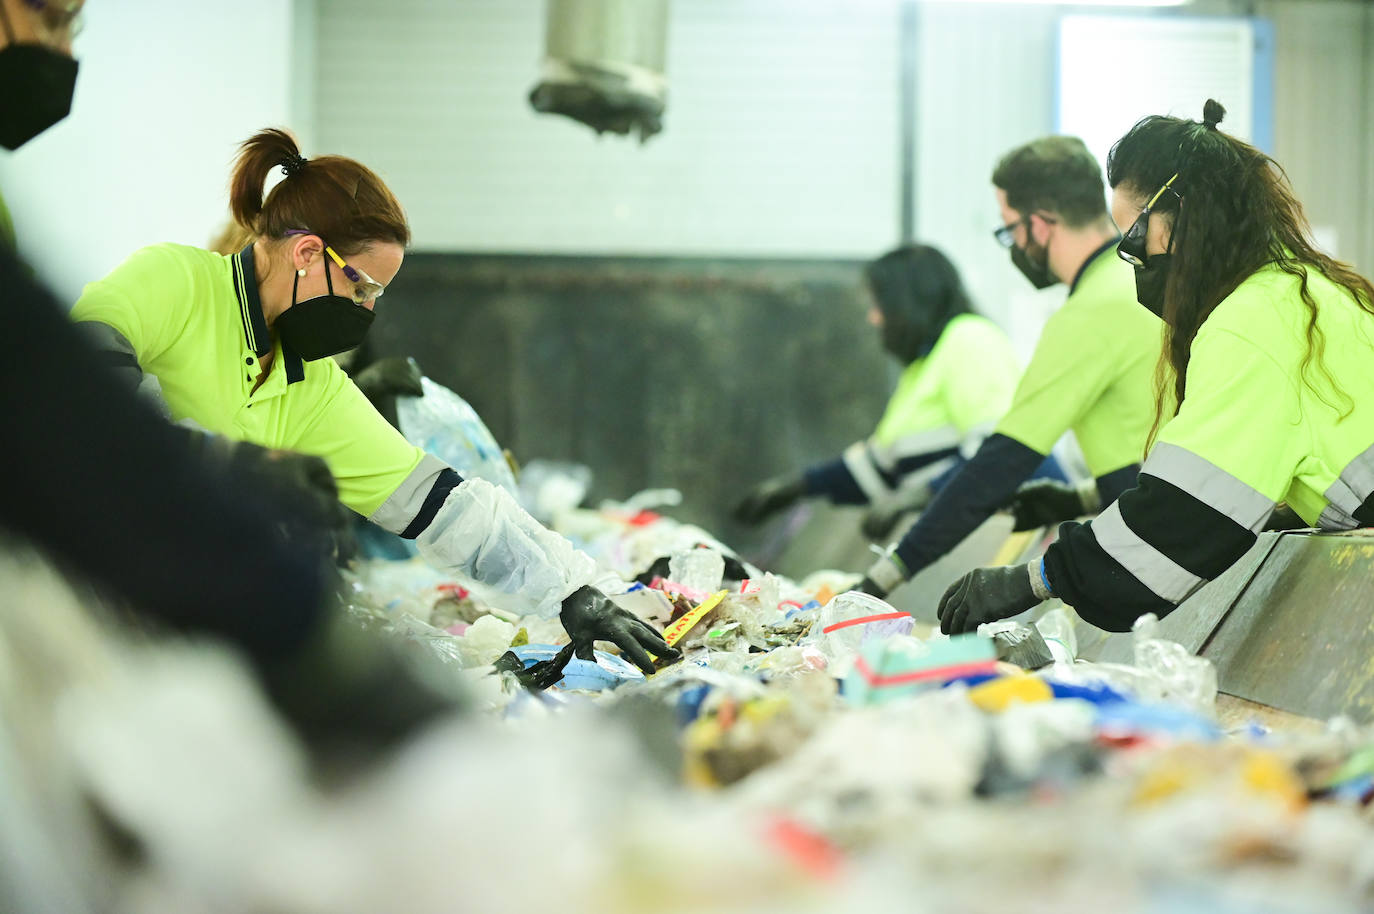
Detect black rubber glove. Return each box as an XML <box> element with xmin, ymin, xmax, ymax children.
<box><xmin>937</xmin><ymin>563</ymin><xmax>1043</xmax><ymax>635</ymax></box>
<box><xmin>855</xmin><ymin>576</ymin><xmax>888</xmax><ymax>598</ymax></box>
<box><xmin>560</xmin><ymin>585</ymin><xmax>680</xmax><ymax>674</ymax></box>
<box><xmin>494</xmin><ymin>643</ymin><xmax>577</xmax><ymax>691</ymax></box>
<box><xmin>633</xmin><ymin>549</ymin><xmax>751</xmax><ymax>586</ymax></box>
<box><xmin>1008</xmin><ymin>480</ymin><xmax>1092</xmax><ymax>532</ymax></box>
<box><xmin>733</xmin><ymin>474</ymin><xmax>806</xmax><ymax>525</ymax></box>
<box><xmin>353</xmin><ymin>356</ymin><xmax>424</xmax><ymax>404</ymax></box>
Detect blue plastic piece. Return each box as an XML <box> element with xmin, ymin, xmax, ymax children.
<box><xmin>675</xmin><ymin>683</ymin><xmax>712</xmax><ymax>726</ymax></box>
<box><xmin>1046</xmin><ymin>681</ymin><xmax>1131</xmax><ymax>707</ymax></box>
<box><xmin>1093</xmin><ymin>701</ymin><xmax>1221</xmax><ymax>742</ymax></box>
<box><xmin>510</xmin><ymin>644</ymin><xmax>645</xmax><ymax>691</ymax></box>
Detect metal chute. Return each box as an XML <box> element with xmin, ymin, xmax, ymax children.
<box><xmin>528</xmin><ymin>0</ymin><xmax>670</xmax><ymax>142</ymax></box>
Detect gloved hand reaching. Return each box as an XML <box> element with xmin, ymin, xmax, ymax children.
<box><xmin>230</xmin><ymin>444</ymin><xmax>353</xmax><ymax>547</ymax></box>
<box><xmin>936</xmin><ymin>562</ymin><xmax>1049</xmax><ymax>635</ymax></box>
<box><xmin>1007</xmin><ymin>480</ymin><xmax>1098</xmax><ymax>532</ymax></box>
<box><xmin>560</xmin><ymin>585</ymin><xmax>680</xmax><ymax>675</ymax></box>
<box><xmin>856</xmin><ymin>550</ymin><xmax>909</xmax><ymax>600</ymax></box>
<box><xmin>353</xmin><ymin>356</ymin><xmax>425</xmax><ymax>404</ymax></box>
<box><xmin>733</xmin><ymin>474</ymin><xmax>806</xmax><ymax>525</ymax></box>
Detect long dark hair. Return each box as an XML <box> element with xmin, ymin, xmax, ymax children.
<box><xmin>230</xmin><ymin>128</ymin><xmax>410</xmax><ymax>254</ymax></box>
<box><xmin>1106</xmin><ymin>99</ymin><xmax>1374</xmax><ymax>446</ymax></box>
<box><xmin>865</xmin><ymin>244</ymin><xmax>974</xmax><ymax>364</ymax></box>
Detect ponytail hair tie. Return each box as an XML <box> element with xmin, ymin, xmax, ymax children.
<box><xmin>281</xmin><ymin>153</ymin><xmax>309</xmax><ymax>178</ymax></box>
<box><xmin>1200</xmin><ymin>98</ymin><xmax>1226</xmax><ymax>131</ymax></box>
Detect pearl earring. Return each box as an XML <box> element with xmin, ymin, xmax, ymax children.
<box><xmin>297</xmin><ymin>268</ymin><xmax>307</xmax><ymax>277</ymax></box>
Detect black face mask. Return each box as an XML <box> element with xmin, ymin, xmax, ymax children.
<box><xmin>0</xmin><ymin>8</ymin><xmax>79</xmax><ymax>151</ymax></box>
<box><xmin>1134</xmin><ymin>253</ymin><xmax>1173</xmax><ymax>320</ymax></box>
<box><xmin>1010</xmin><ymin>238</ymin><xmax>1056</xmax><ymax>290</ymax></box>
<box><xmin>275</xmin><ymin>263</ymin><xmax>376</xmax><ymax>361</ymax></box>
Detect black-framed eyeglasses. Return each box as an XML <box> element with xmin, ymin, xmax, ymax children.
<box><xmin>1118</xmin><ymin>173</ymin><xmax>1180</xmax><ymax>268</ymax></box>
<box><xmin>284</xmin><ymin>229</ymin><xmax>386</xmax><ymax>304</ymax></box>
<box><xmin>993</xmin><ymin>213</ymin><xmax>1057</xmax><ymax>249</ymax></box>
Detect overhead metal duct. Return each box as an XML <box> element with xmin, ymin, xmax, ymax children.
<box><xmin>528</xmin><ymin>0</ymin><xmax>670</xmax><ymax>142</ymax></box>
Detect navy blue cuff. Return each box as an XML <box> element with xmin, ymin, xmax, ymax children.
<box><xmin>400</xmin><ymin>468</ymin><xmax>465</xmax><ymax>539</ymax></box>
<box><xmin>803</xmin><ymin>458</ymin><xmax>869</xmax><ymax>505</ymax></box>
<box><xmin>1095</xmin><ymin>463</ymin><xmax>1141</xmax><ymax>505</ymax></box>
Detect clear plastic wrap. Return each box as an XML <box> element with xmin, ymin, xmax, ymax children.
<box><xmin>1034</xmin><ymin>606</ymin><xmax>1079</xmax><ymax>664</ymax></box>
<box><xmin>515</xmin><ymin>459</ymin><xmax>593</xmax><ymax>523</ymax></box>
<box><xmin>396</xmin><ymin>377</ymin><xmax>517</xmax><ymax>494</ymax></box>
<box><xmin>668</xmin><ymin>547</ymin><xmax>725</xmax><ymax>594</ymax></box>
<box><xmin>803</xmin><ymin>591</ymin><xmax>912</xmax><ymax>673</ymax></box>
<box><xmin>416</xmin><ymin>478</ymin><xmax>598</xmax><ymax>618</ymax></box>
<box><xmin>1132</xmin><ymin>613</ymin><xmax>1219</xmax><ymax>714</ymax></box>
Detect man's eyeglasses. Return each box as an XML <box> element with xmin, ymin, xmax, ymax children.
<box><xmin>993</xmin><ymin>213</ymin><xmax>1057</xmax><ymax>249</ymax></box>
<box><xmin>284</xmin><ymin>230</ymin><xmax>386</xmax><ymax>304</ymax></box>
<box><xmin>1118</xmin><ymin>173</ymin><xmax>1180</xmax><ymax>268</ymax></box>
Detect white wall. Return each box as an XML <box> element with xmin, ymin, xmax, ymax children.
<box><xmin>1260</xmin><ymin>0</ymin><xmax>1374</xmax><ymax>272</ymax></box>
<box><xmin>0</xmin><ymin>0</ymin><xmax>300</xmax><ymax>304</ymax></box>
<box><xmin>312</xmin><ymin>0</ymin><xmax>901</xmax><ymax>258</ymax></box>
<box><xmin>4</xmin><ymin>0</ymin><xmax>1368</xmax><ymax>314</ymax></box>
<box><xmin>910</xmin><ymin>1</ymin><xmax>1064</xmax><ymax>358</ymax></box>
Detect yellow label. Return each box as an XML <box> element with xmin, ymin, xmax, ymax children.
<box><xmin>662</xmin><ymin>590</ymin><xmax>728</xmax><ymax>648</ymax></box>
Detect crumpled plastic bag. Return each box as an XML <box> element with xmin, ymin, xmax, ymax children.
<box><xmin>804</xmin><ymin>591</ymin><xmax>911</xmax><ymax>674</ymax></box>
<box><xmin>417</xmin><ymin>478</ymin><xmax>598</xmax><ymax>618</ymax></box>
<box><xmin>1133</xmin><ymin>613</ymin><xmax>1218</xmax><ymax>713</ymax></box>
<box><xmin>397</xmin><ymin>378</ymin><xmax>516</xmax><ymax>494</ymax></box>
<box><xmin>516</xmin><ymin>460</ymin><xmax>592</xmax><ymax>524</ymax></box>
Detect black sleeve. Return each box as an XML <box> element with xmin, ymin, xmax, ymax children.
<box><xmin>1095</xmin><ymin>463</ymin><xmax>1140</xmax><ymax>505</ymax></box>
<box><xmin>802</xmin><ymin>457</ymin><xmax>869</xmax><ymax>505</ymax></box>
<box><xmin>1043</xmin><ymin>471</ymin><xmax>1260</xmax><ymax>631</ymax></box>
<box><xmin>892</xmin><ymin>433</ymin><xmax>1046</xmax><ymax>576</ymax></box>
<box><xmin>0</xmin><ymin>247</ymin><xmax>326</xmax><ymax>667</ymax></box>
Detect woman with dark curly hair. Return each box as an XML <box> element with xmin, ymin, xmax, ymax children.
<box><xmin>937</xmin><ymin>100</ymin><xmax>1374</xmax><ymax>635</ymax></box>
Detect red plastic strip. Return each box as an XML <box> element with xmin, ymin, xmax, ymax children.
<box><xmin>821</xmin><ymin>611</ymin><xmax>910</xmax><ymax>635</ymax></box>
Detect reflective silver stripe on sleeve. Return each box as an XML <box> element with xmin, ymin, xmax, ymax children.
<box><xmin>1089</xmin><ymin>501</ymin><xmax>1207</xmax><ymax>604</ymax></box>
<box><xmin>1142</xmin><ymin>442</ymin><xmax>1274</xmax><ymax>533</ymax></box>
<box><xmin>1322</xmin><ymin>441</ymin><xmax>1374</xmax><ymax>529</ymax></box>
<box><xmin>368</xmin><ymin>453</ymin><xmax>450</xmax><ymax>534</ymax></box>
<box><xmin>870</xmin><ymin>425</ymin><xmax>964</xmax><ymax>472</ymax></box>
<box><xmin>842</xmin><ymin>440</ymin><xmax>893</xmax><ymax>502</ymax></box>
<box><xmin>1318</xmin><ymin>503</ymin><xmax>1360</xmax><ymax>531</ymax></box>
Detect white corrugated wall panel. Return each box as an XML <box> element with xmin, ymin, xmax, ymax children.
<box><xmin>313</xmin><ymin>0</ymin><xmax>901</xmax><ymax>257</ymax></box>
<box><xmin>1261</xmin><ymin>0</ymin><xmax>1373</xmax><ymax>273</ymax></box>
<box><xmin>912</xmin><ymin>2</ymin><xmax>1065</xmax><ymax>357</ymax></box>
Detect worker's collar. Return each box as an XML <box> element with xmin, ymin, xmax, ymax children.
<box><xmin>232</xmin><ymin>244</ymin><xmax>305</xmax><ymax>385</ymax></box>
<box><xmin>1069</xmin><ymin>236</ymin><xmax>1123</xmax><ymax>296</ymax></box>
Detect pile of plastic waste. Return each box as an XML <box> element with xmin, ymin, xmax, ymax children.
<box><xmin>322</xmin><ymin>487</ymin><xmax>1374</xmax><ymax>913</ymax></box>
<box><xmin>4</xmin><ymin>483</ymin><xmax>1373</xmax><ymax>914</ymax></box>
